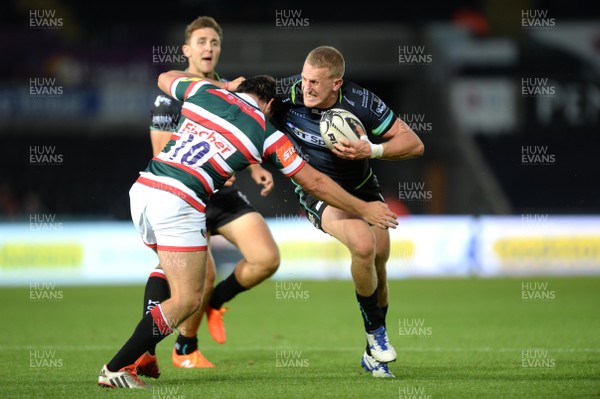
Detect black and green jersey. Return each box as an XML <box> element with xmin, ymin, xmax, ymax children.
<box><xmin>275</xmin><ymin>75</ymin><xmax>395</xmax><ymax>191</ymax></box>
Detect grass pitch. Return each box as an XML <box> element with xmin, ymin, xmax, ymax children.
<box><xmin>1</xmin><ymin>277</ymin><xmax>599</xmax><ymax>398</ymax></box>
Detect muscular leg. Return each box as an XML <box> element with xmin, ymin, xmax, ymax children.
<box><xmin>320</xmin><ymin>206</ymin><xmax>395</xmax><ymax>364</ymax></box>
<box><xmin>155</xmin><ymin>250</ymin><xmax>207</xmax><ymax>328</ymax></box>
<box><xmin>372</xmin><ymin>226</ymin><xmax>390</xmax><ymax>308</ymax></box>
<box><xmin>176</xmin><ymin>244</ymin><xmax>217</xmax><ymax>338</ymax></box>
<box><xmin>321</xmin><ymin>206</ymin><xmax>377</xmax><ymax>297</ymax></box>
<box><xmin>107</xmin><ymin>250</ymin><xmax>207</xmax><ymax>372</ymax></box>
<box><xmin>163</xmin><ymin>211</ymin><xmax>279</xmax><ymax>361</ymax></box>
<box><xmin>207</xmin><ymin>212</ymin><xmax>279</xmax><ymax>312</ymax></box>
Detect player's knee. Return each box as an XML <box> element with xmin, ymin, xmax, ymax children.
<box><xmin>349</xmin><ymin>236</ymin><xmax>376</xmax><ymax>263</ymax></box>
<box><xmin>173</xmin><ymin>293</ymin><xmax>203</xmax><ymax>318</ymax></box>
<box><xmin>184</xmin><ymin>296</ymin><xmax>203</xmax><ymax>317</ymax></box>
<box><xmin>261</xmin><ymin>250</ymin><xmax>280</xmax><ymax>275</ymax></box>
<box><xmin>249</xmin><ymin>247</ymin><xmax>280</xmax><ymax>275</ymax></box>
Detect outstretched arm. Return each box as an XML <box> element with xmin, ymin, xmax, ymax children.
<box><xmin>158</xmin><ymin>70</ymin><xmax>244</xmax><ymax>95</ymax></box>
<box><xmin>291</xmin><ymin>163</ymin><xmax>398</xmax><ymax>230</ymax></box>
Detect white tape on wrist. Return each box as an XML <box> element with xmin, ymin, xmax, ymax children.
<box><xmin>369</xmin><ymin>143</ymin><xmax>383</xmax><ymax>159</ymax></box>
<box><xmin>360</xmin><ymin>136</ymin><xmax>383</xmax><ymax>159</ymax></box>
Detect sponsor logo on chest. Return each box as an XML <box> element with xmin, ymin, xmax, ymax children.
<box><xmin>179</xmin><ymin>119</ymin><xmax>236</xmax><ymax>159</ymax></box>
<box><xmin>285</xmin><ymin>121</ymin><xmax>326</xmax><ymax>147</ymax></box>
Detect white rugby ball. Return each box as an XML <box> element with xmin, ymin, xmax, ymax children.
<box><xmin>319</xmin><ymin>108</ymin><xmax>365</xmax><ymax>151</ymax></box>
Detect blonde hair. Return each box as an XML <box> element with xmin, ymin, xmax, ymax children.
<box><xmin>184</xmin><ymin>16</ymin><xmax>223</xmax><ymax>44</ymax></box>
<box><xmin>305</xmin><ymin>46</ymin><xmax>345</xmax><ymax>78</ymax></box>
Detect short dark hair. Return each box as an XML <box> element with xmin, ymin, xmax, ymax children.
<box><xmin>236</xmin><ymin>75</ymin><xmax>276</xmax><ymax>103</ymax></box>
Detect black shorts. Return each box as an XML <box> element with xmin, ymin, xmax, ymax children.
<box><xmin>294</xmin><ymin>174</ymin><xmax>384</xmax><ymax>231</ymax></box>
<box><xmin>206</xmin><ymin>185</ymin><xmax>256</xmax><ymax>235</ymax></box>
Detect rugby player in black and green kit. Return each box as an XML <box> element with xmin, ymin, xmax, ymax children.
<box><xmin>274</xmin><ymin>46</ymin><xmax>425</xmax><ymax>378</ymax></box>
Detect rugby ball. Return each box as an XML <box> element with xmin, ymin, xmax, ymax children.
<box><xmin>319</xmin><ymin>108</ymin><xmax>365</xmax><ymax>150</ymax></box>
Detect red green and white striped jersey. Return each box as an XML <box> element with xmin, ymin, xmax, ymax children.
<box><xmin>137</xmin><ymin>77</ymin><xmax>305</xmax><ymax>212</ymax></box>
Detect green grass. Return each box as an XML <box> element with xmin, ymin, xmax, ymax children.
<box><xmin>1</xmin><ymin>277</ymin><xmax>599</xmax><ymax>398</ymax></box>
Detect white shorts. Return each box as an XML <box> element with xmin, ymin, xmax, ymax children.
<box><xmin>129</xmin><ymin>182</ymin><xmax>208</xmax><ymax>251</ymax></box>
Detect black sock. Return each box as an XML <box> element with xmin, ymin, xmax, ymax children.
<box><xmin>382</xmin><ymin>304</ymin><xmax>389</xmax><ymax>328</ymax></box>
<box><xmin>356</xmin><ymin>290</ymin><xmax>384</xmax><ymax>333</ymax></box>
<box><xmin>209</xmin><ymin>272</ymin><xmax>247</xmax><ymax>309</ymax></box>
<box><xmin>175</xmin><ymin>335</ymin><xmax>198</xmax><ymax>355</ymax></box>
<box><xmin>142</xmin><ymin>271</ymin><xmax>171</xmax><ymax>355</ymax></box>
<box><xmin>366</xmin><ymin>304</ymin><xmax>389</xmax><ymax>355</ymax></box>
<box><xmin>107</xmin><ymin>308</ymin><xmax>172</xmax><ymax>372</ymax></box>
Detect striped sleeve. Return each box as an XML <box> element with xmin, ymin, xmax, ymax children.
<box><xmin>170</xmin><ymin>77</ymin><xmax>211</xmax><ymax>102</ymax></box>
<box><xmin>263</xmin><ymin>130</ymin><xmax>305</xmax><ymax>177</ymax></box>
